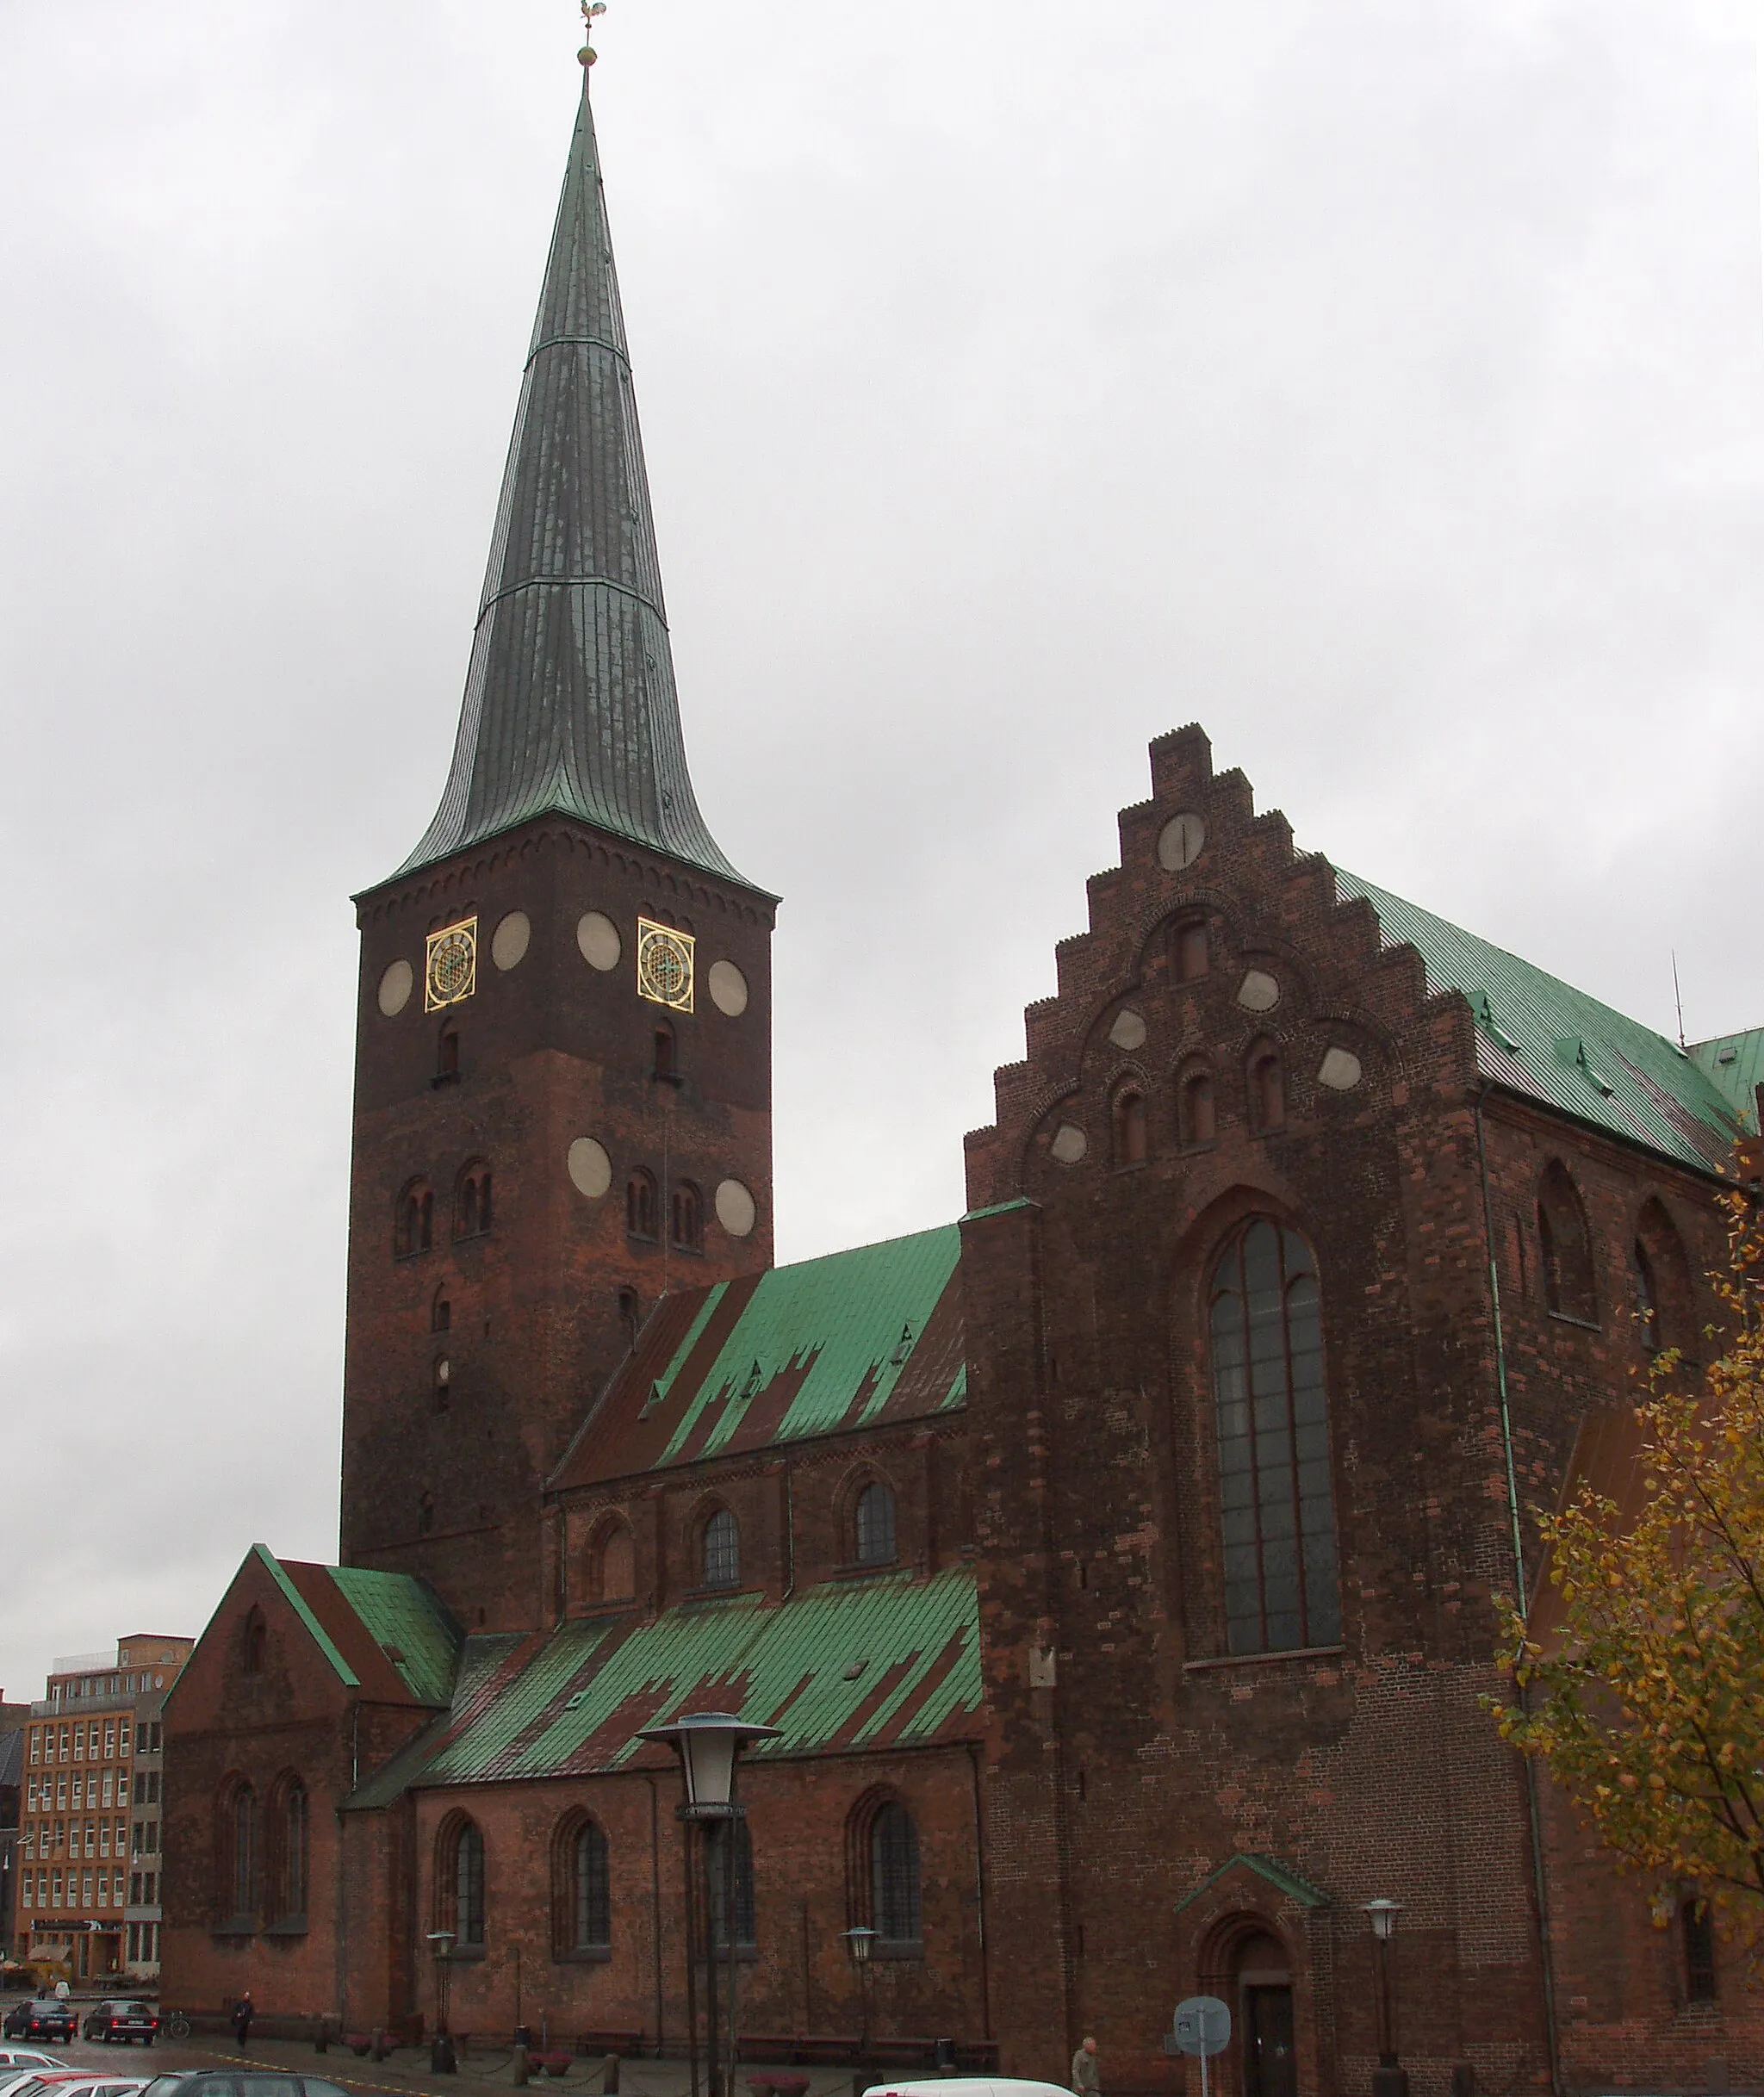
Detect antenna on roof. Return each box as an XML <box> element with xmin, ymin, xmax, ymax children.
<box><xmin>1671</xmin><ymin>949</ymin><xmax>1686</xmax><ymax>1052</ymax></box>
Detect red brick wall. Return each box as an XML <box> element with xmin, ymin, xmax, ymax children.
<box><xmin>343</xmin><ymin>817</ymin><xmax>777</xmax><ymax>1633</ymax></box>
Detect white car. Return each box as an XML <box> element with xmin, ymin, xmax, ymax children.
<box><xmin>865</xmin><ymin>2082</ymin><xmax>1075</xmax><ymax>2097</ymax></box>
<box><xmin>48</xmin><ymin>2081</ymin><xmax>152</xmax><ymax>2097</ymax></box>
<box><xmin>0</xmin><ymin>2063</ymin><xmax>60</xmax><ymax>2079</ymax></box>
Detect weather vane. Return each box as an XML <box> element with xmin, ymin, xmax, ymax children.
<box><xmin>580</xmin><ymin>0</ymin><xmax>607</xmax><ymax>65</ymax></box>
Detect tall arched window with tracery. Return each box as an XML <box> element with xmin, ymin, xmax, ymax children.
<box><xmin>220</xmin><ymin>1779</ymin><xmax>258</xmax><ymax>1924</ymax></box>
<box><xmin>1537</xmin><ymin>1160</ymin><xmax>1597</xmax><ymax>1324</ymax></box>
<box><xmin>551</xmin><ymin>1811</ymin><xmax>611</xmax><ymax>1956</ymax></box>
<box><xmin>436</xmin><ymin>1815</ymin><xmax>486</xmax><ymax>1950</ymax></box>
<box><xmin>269</xmin><ymin>1775</ymin><xmax>307</xmax><ymax>1924</ymax></box>
<box><xmin>1209</xmin><ymin>1219</ymin><xmax>1339</xmax><ymax>1655</ymax></box>
<box><xmin>701</xmin><ymin>1506</ymin><xmax>740</xmax><ymax>1590</ymax></box>
<box><xmin>869</xmin><ymin>1799</ymin><xmax>922</xmax><ymax>1945</ymax></box>
<box><xmin>854</xmin><ymin>1480</ymin><xmax>897</xmax><ymax>1567</ymax></box>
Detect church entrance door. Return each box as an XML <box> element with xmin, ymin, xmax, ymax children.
<box><xmin>1241</xmin><ymin>1985</ymin><xmax>1295</xmax><ymax>2097</ymax></box>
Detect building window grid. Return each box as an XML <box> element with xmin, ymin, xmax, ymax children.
<box><xmin>701</xmin><ymin>1507</ymin><xmax>740</xmax><ymax>1591</ymax></box>
<box><xmin>1211</xmin><ymin>1219</ymin><xmax>1341</xmax><ymax>1655</ymax></box>
<box><xmin>870</xmin><ymin>1802</ymin><xmax>921</xmax><ymax>1944</ymax></box>
<box><xmin>572</xmin><ymin>1821</ymin><xmax>611</xmax><ymax>1950</ymax></box>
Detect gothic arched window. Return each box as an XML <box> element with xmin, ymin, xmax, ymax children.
<box><xmin>1178</xmin><ymin>1065</ymin><xmax>1217</xmax><ymax>1147</ymax></box>
<box><xmin>226</xmin><ymin>1781</ymin><xmax>258</xmax><ymax>1922</ymax></box>
<box><xmin>671</xmin><ymin>1182</ymin><xmax>704</xmax><ymax>1251</ymax></box>
<box><xmin>396</xmin><ymin>1180</ymin><xmax>434</xmax><ymax>1259</ymax></box>
<box><xmin>626</xmin><ymin>1169</ymin><xmax>658</xmax><ymax>1242</ymax></box>
<box><xmin>854</xmin><ymin>1480</ymin><xmax>898</xmax><ymax>1567</ymax></box>
<box><xmin>455</xmin><ymin>1162</ymin><xmax>494</xmax><ymax>1240</ymax></box>
<box><xmin>437</xmin><ymin>1815</ymin><xmax>486</xmax><ymax>1950</ymax></box>
<box><xmin>1113</xmin><ymin>1089</ymin><xmax>1148</xmax><ymax>1166</ymax></box>
<box><xmin>869</xmin><ymin>1800</ymin><xmax>921</xmax><ymax>1945</ymax></box>
<box><xmin>1247</xmin><ymin>1042</ymin><xmax>1285</xmax><ymax>1132</ymax></box>
<box><xmin>552</xmin><ymin>1813</ymin><xmax>611</xmax><ymax>1955</ymax></box>
<box><xmin>589</xmin><ymin>1518</ymin><xmax>635</xmax><ymax>1604</ymax></box>
<box><xmin>701</xmin><ymin>1506</ymin><xmax>740</xmax><ymax>1590</ymax></box>
<box><xmin>1683</xmin><ymin>1896</ymin><xmax>1717</xmax><ymax>2003</ymax></box>
<box><xmin>270</xmin><ymin>1775</ymin><xmax>307</xmax><ymax>1924</ymax></box>
<box><xmin>1209</xmin><ymin>1219</ymin><xmax>1339</xmax><ymax>1655</ymax></box>
<box><xmin>241</xmin><ymin>1608</ymin><xmax>267</xmax><ymax>1678</ymax></box>
<box><xmin>1634</xmin><ymin>1199</ymin><xmax>1693</xmax><ymax>1357</ymax></box>
<box><xmin>1538</xmin><ymin>1161</ymin><xmax>1597</xmax><ymax>1323</ymax></box>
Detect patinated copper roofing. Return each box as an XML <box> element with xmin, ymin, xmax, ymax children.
<box><xmin>1339</xmin><ymin>872</ymin><xmax>1755</xmax><ymax>1172</ymax></box>
<box><xmin>244</xmin><ymin>1547</ymin><xmax>463</xmax><ymax>1705</ymax></box>
<box><xmin>391</xmin><ymin>76</ymin><xmax>748</xmax><ymax>891</ymax></box>
<box><xmin>345</xmin><ymin>1567</ymin><xmax>982</xmax><ymax>1807</ymax></box>
<box><xmin>551</xmin><ymin>1224</ymin><xmax>966</xmax><ymax>1492</ymax></box>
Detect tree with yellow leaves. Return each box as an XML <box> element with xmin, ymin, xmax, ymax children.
<box><xmin>1493</xmin><ymin>1190</ymin><xmax>1764</xmax><ymax>1925</ymax></box>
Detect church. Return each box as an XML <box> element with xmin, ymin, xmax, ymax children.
<box><xmin>160</xmin><ymin>50</ymin><xmax>1764</xmax><ymax>2097</ymax></box>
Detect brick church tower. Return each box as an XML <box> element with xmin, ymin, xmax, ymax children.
<box><xmin>339</xmin><ymin>69</ymin><xmax>776</xmax><ymax>1632</ymax></box>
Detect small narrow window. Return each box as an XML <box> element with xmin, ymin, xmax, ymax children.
<box><xmin>432</xmin><ymin>1356</ymin><xmax>450</xmax><ymax>1412</ymax></box>
<box><xmin>396</xmin><ymin>1181</ymin><xmax>435</xmax><ymax>1259</ymax></box>
<box><xmin>1248</xmin><ymin>1045</ymin><xmax>1284</xmax><ymax>1132</ymax></box>
<box><xmin>653</xmin><ymin>1026</ymin><xmax>677</xmax><ymax>1081</ymax></box>
<box><xmin>702</xmin><ymin>1507</ymin><xmax>740</xmax><ymax>1590</ymax></box>
<box><xmin>855</xmin><ymin>1481</ymin><xmax>898</xmax><ymax>1566</ymax></box>
<box><xmin>570</xmin><ymin>1819</ymin><xmax>611</xmax><ymax>1950</ymax></box>
<box><xmin>241</xmin><ymin>1610</ymin><xmax>266</xmax><ymax>1678</ymax></box>
<box><xmin>455</xmin><ymin>1163</ymin><xmax>493</xmax><ymax>1240</ymax></box>
<box><xmin>437</xmin><ymin>1027</ymin><xmax>460</xmax><ymax>1080</ymax></box>
<box><xmin>591</xmin><ymin>1520</ymin><xmax>635</xmax><ymax>1604</ymax></box>
<box><xmin>432</xmin><ymin>1288</ymin><xmax>451</xmax><ymax>1335</ymax></box>
<box><xmin>626</xmin><ymin>1170</ymin><xmax>657</xmax><ymax>1241</ymax></box>
<box><xmin>1113</xmin><ymin>1089</ymin><xmax>1148</xmax><ymax>1166</ymax></box>
<box><xmin>1633</xmin><ymin>1242</ymin><xmax>1661</xmax><ymax>1352</ymax></box>
<box><xmin>418</xmin><ymin>1492</ymin><xmax>435</xmax><ymax>1537</ymax></box>
<box><xmin>1683</xmin><ymin>1897</ymin><xmax>1717</xmax><ymax>2003</ymax></box>
<box><xmin>1174</xmin><ymin>921</ymin><xmax>1209</xmax><ymax>982</ymax></box>
<box><xmin>1179</xmin><ymin>1069</ymin><xmax>1217</xmax><ymax>1146</ymax></box>
<box><xmin>670</xmin><ymin>1181</ymin><xmax>704</xmax><ymax>1251</ymax></box>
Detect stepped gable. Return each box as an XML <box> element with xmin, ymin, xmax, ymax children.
<box><xmin>962</xmin><ymin>723</ymin><xmax>1466</xmax><ymax>1213</ymax></box>
<box><xmin>964</xmin><ymin>723</ymin><xmax>1753</xmax><ymax>1213</ymax></box>
<box><xmin>550</xmin><ymin>1223</ymin><xmax>966</xmax><ymax>1491</ymax></box>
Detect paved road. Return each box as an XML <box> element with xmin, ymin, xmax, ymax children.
<box><xmin>31</xmin><ymin>2033</ymin><xmax>864</xmax><ymax>2097</ymax></box>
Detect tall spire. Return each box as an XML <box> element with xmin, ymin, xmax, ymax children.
<box><xmin>395</xmin><ymin>68</ymin><xmax>746</xmax><ymax>888</ymax></box>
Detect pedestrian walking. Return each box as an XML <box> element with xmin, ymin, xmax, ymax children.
<box><xmin>1071</xmin><ymin>2037</ymin><xmax>1101</xmax><ymax>2097</ymax></box>
<box><xmin>232</xmin><ymin>1992</ymin><xmax>254</xmax><ymax>2051</ymax></box>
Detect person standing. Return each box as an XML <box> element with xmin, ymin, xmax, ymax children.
<box><xmin>1071</xmin><ymin>2037</ymin><xmax>1101</xmax><ymax>2097</ymax></box>
<box><xmin>232</xmin><ymin>1993</ymin><xmax>253</xmax><ymax>2051</ymax></box>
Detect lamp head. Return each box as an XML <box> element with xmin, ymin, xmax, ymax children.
<box><xmin>842</xmin><ymin>1925</ymin><xmax>879</xmax><ymax>1964</ymax></box>
<box><xmin>637</xmin><ymin>1711</ymin><xmax>783</xmax><ymax>1814</ymax></box>
<box><xmin>1363</xmin><ymin>1898</ymin><xmax>1402</xmax><ymax>1941</ymax></box>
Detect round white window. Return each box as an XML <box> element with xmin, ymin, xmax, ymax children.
<box><xmin>492</xmin><ymin>911</ymin><xmax>531</xmax><ymax>971</ymax></box>
<box><xmin>716</xmin><ymin>1178</ymin><xmax>757</xmax><ymax>1238</ymax></box>
<box><xmin>568</xmin><ymin>1137</ymin><xmax>612</xmax><ymax>1199</ymax></box>
<box><xmin>577</xmin><ymin>911</ymin><xmax>622</xmax><ymax>971</ymax></box>
<box><xmin>377</xmin><ymin>959</ymin><xmax>414</xmax><ymax>1017</ymax></box>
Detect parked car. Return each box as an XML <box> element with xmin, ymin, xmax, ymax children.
<box><xmin>0</xmin><ymin>2006</ymin><xmax>74</xmax><ymax>2046</ymax></box>
<box><xmin>52</xmin><ymin>2080</ymin><xmax>152</xmax><ymax>2097</ymax></box>
<box><xmin>0</xmin><ymin>2057</ymin><xmax>62</xmax><ymax>2076</ymax></box>
<box><xmin>141</xmin><ymin>2080</ymin><xmax>353</xmax><ymax>2097</ymax></box>
<box><xmin>80</xmin><ymin>2008</ymin><xmax>158</xmax><ymax>2048</ymax></box>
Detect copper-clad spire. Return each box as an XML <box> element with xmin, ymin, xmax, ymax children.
<box><xmin>395</xmin><ymin>65</ymin><xmax>747</xmax><ymax>888</ymax></box>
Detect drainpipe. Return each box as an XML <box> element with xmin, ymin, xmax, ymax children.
<box><xmin>647</xmin><ymin>1775</ymin><xmax>666</xmax><ymax>2053</ymax></box>
<box><xmin>1474</xmin><ymin>1083</ymin><xmax>1562</xmax><ymax>2097</ymax></box>
<box><xmin>966</xmin><ymin>1742</ymin><xmax>991</xmax><ymax>2043</ymax></box>
<box><xmin>782</xmin><ymin>1467</ymin><xmax>795</xmax><ymax>1603</ymax></box>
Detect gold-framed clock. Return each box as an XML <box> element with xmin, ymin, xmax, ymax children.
<box><xmin>636</xmin><ymin>917</ymin><xmax>694</xmax><ymax>1012</ymax></box>
<box><xmin>425</xmin><ymin>917</ymin><xmax>478</xmax><ymax>1012</ymax></box>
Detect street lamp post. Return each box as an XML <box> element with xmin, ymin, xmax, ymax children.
<box><xmin>1363</xmin><ymin>1901</ymin><xmax>1407</xmax><ymax>2097</ymax></box>
<box><xmin>842</xmin><ymin>1925</ymin><xmax>877</xmax><ymax>2082</ymax></box>
<box><xmin>639</xmin><ymin>1713</ymin><xmax>781</xmax><ymax>2097</ymax></box>
<box><xmin>426</xmin><ymin>1930</ymin><xmax>457</xmax><ymax>2075</ymax></box>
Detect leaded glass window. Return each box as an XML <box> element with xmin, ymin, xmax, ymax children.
<box><xmin>706</xmin><ymin>1815</ymin><xmax>755</xmax><ymax>1947</ymax></box>
<box><xmin>1210</xmin><ymin>1219</ymin><xmax>1339</xmax><ymax>1654</ymax></box>
<box><xmin>702</xmin><ymin>1507</ymin><xmax>740</xmax><ymax>1590</ymax></box>
<box><xmin>455</xmin><ymin>1821</ymin><xmax>486</xmax><ymax>1947</ymax></box>
<box><xmin>871</xmin><ymin>1801</ymin><xmax>921</xmax><ymax>1943</ymax></box>
<box><xmin>855</xmin><ymin>1482</ymin><xmax>897</xmax><ymax>1566</ymax></box>
<box><xmin>573</xmin><ymin>1821</ymin><xmax>611</xmax><ymax>1949</ymax></box>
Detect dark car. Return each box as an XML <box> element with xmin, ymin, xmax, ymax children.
<box><xmin>0</xmin><ymin>2007</ymin><xmax>74</xmax><ymax>2046</ymax></box>
<box><xmin>81</xmin><ymin>2005</ymin><xmax>158</xmax><ymax>2047</ymax></box>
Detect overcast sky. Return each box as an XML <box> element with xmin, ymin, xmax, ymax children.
<box><xmin>1</xmin><ymin>0</ymin><xmax>1760</xmax><ymax>1697</ymax></box>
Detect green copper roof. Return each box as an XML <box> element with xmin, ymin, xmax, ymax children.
<box><xmin>329</xmin><ymin>1565</ymin><xmax>463</xmax><ymax>1706</ymax></box>
<box><xmin>1174</xmin><ymin>1852</ymin><xmax>1330</xmax><ymax>1914</ymax></box>
<box><xmin>552</xmin><ymin>1223</ymin><xmax>966</xmax><ymax>1488</ymax></box>
<box><xmin>253</xmin><ymin>1545</ymin><xmax>358</xmax><ymax>1690</ymax></box>
<box><xmin>1688</xmin><ymin>1028</ymin><xmax>1764</xmax><ymax>1134</ymax></box>
<box><xmin>1338</xmin><ymin>872</ymin><xmax>1747</xmax><ymax>1174</ymax></box>
<box><xmin>348</xmin><ymin>1567</ymin><xmax>982</xmax><ymax>1804</ymax></box>
<box><xmin>392</xmin><ymin>78</ymin><xmax>748</xmax><ymax>890</ymax></box>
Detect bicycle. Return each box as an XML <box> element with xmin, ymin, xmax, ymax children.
<box><xmin>160</xmin><ymin>2011</ymin><xmax>190</xmax><ymax>2041</ymax></box>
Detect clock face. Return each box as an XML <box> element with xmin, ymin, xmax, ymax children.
<box><xmin>636</xmin><ymin>918</ymin><xmax>694</xmax><ymax>1012</ymax></box>
<box><xmin>425</xmin><ymin>919</ymin><xmax>478</xmax><ymax>1012</ymax></box>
